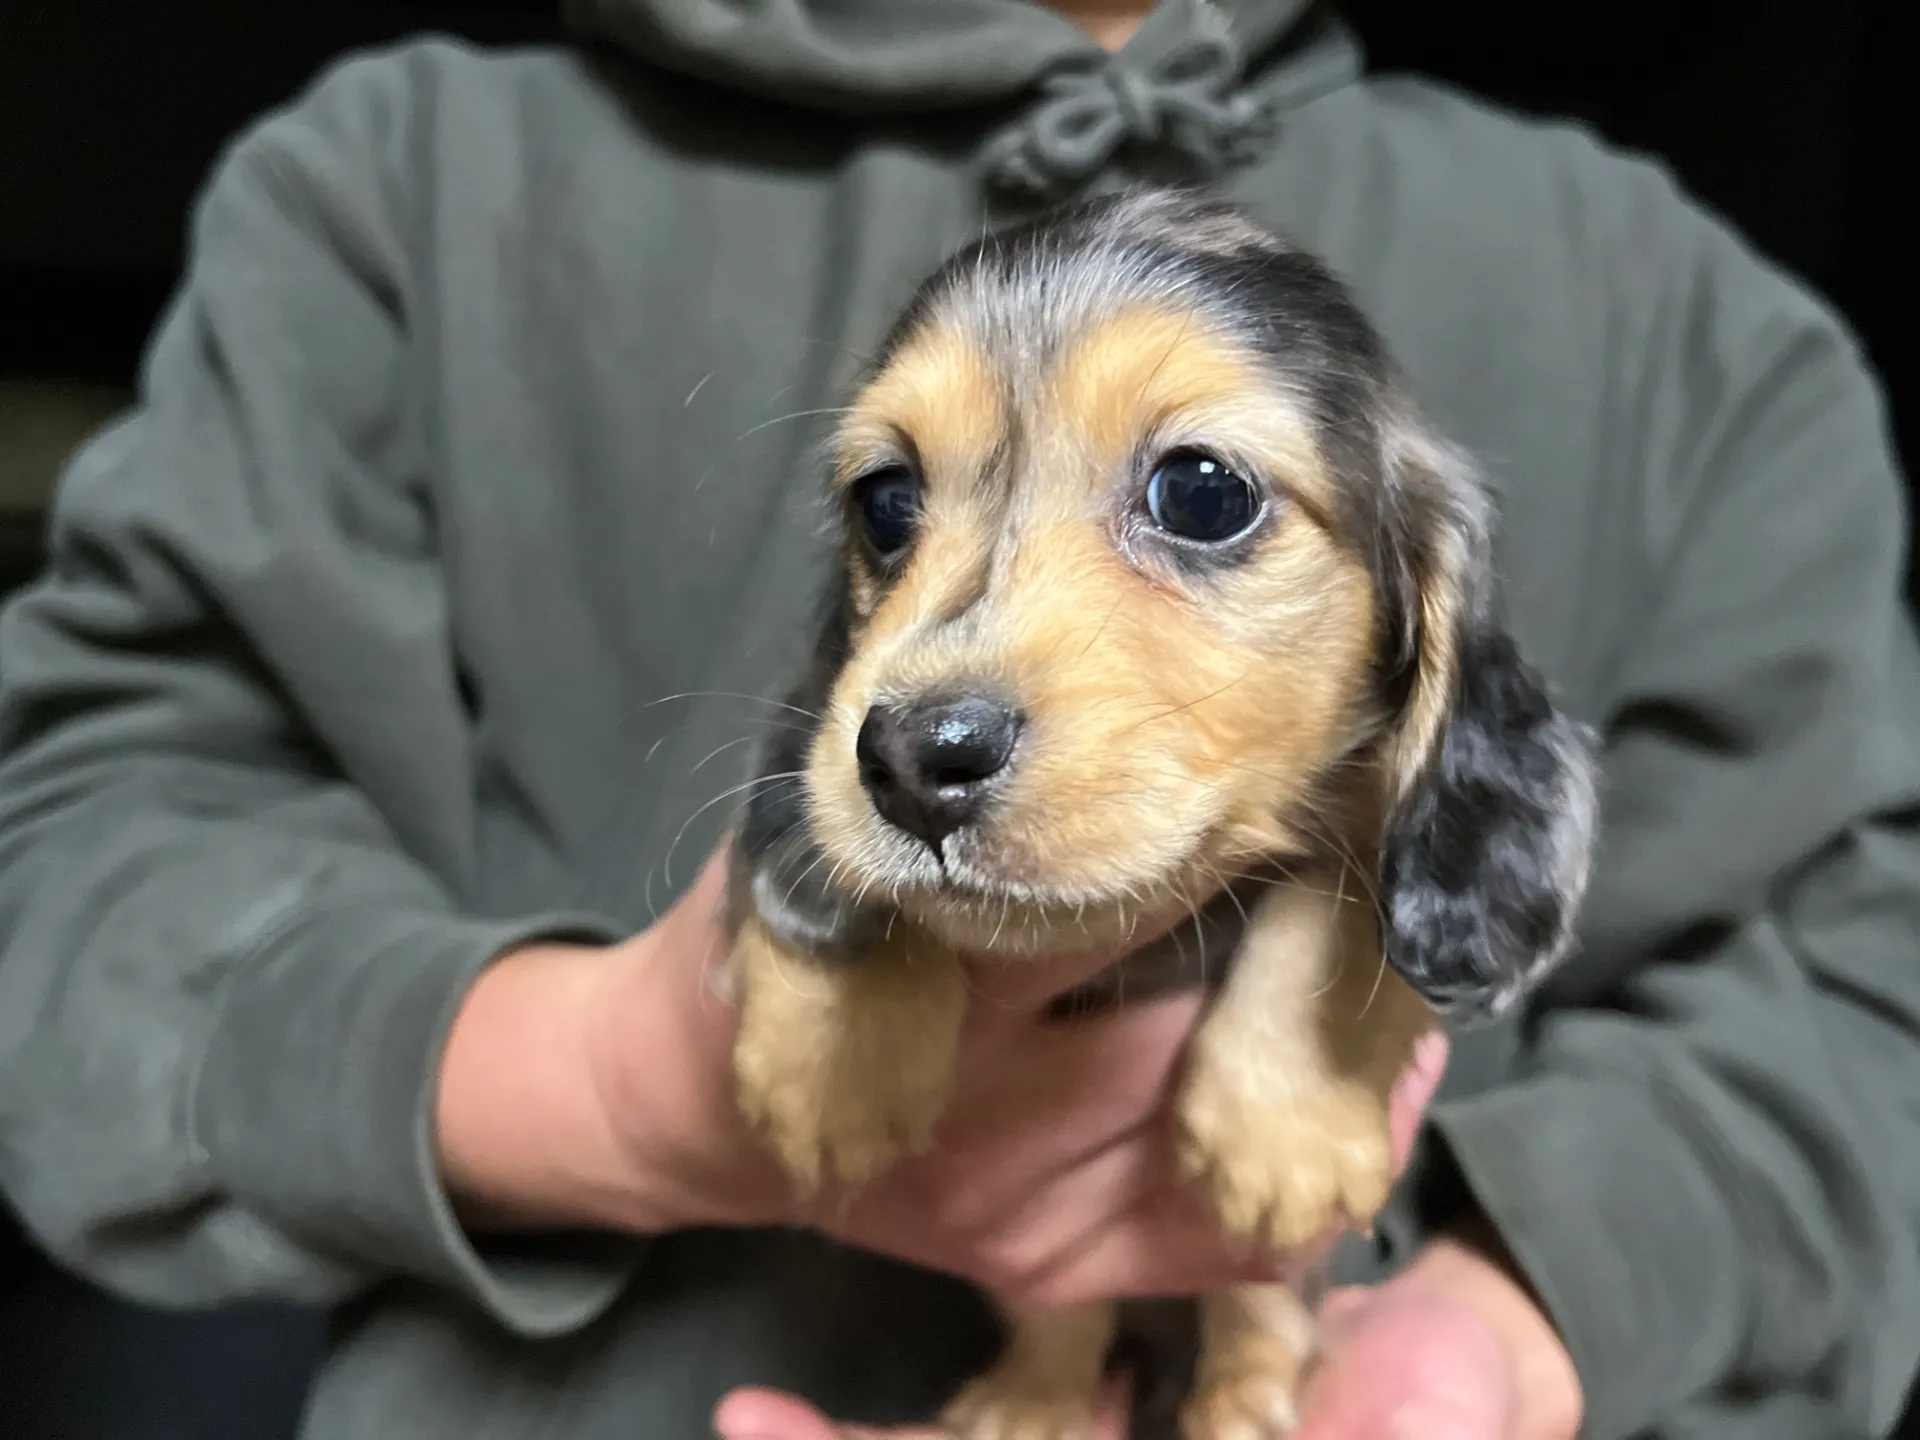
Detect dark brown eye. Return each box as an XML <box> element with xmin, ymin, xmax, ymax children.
<box><xmin>1146</xmin><ymin>451</ymin><xmax>1263</xmax><ymax>543</ymax></box>
<box><xmin>852</xmin><ymin>466</ymin><xmax>922</xmax><ymax>559</ymax></box>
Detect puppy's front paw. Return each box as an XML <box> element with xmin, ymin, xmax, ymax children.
<box><xmin>943</xmin><ymin>1374</ymin><xmax>1100</xmax><ymax>1440</ymax></box>
<box><xmin>734</xmin><ymin>1035</ymin><xmax>923</xmax><ymax>1195</ymax></box>
<box><xmin>731</xmin><ymin>922</ymin><xmax>964</xmax><ymax>1195</ymax></box>
<box><xmin>1177</xmin><ymin>1052</ymin><xmax>1392</xmax><ymax>1251</ymax></box>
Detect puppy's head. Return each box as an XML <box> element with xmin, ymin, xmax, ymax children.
<box><xmin>743</xmin><ymin>190</ymin><xmax>1596</xmax><ymax>1021</ymax></box>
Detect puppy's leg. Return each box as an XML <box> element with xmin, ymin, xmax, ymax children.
<box><xmin>1176</xmin><ymin>864</ymin><xmax>1431</xmax><ymax>1251</ymax></box>
<box><xmin>731</xmin><ymin>915</ymin><xmax>967</xmax><ymax>1194</ymax></box>
<box><xmin>1180</xmin><ymin>1286</ymin><xmax>1315</xmax><ymax>1440</ymax></box>
<box><xmin>1175</xmin><ymin>868</ymin><xmax>1432</xmax><ymax>1438</ymax></box>
<box><xmin>944</xmin><ymin>1301</ymin><xmax>1117</xmax><ymax>1440</ymax></box>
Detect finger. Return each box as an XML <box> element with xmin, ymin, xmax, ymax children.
<box><xmin>1293</xmin><ymin>1292</ymin><xmax>1511</xmax><ymax>1440</ymax></box>
<box><xmin>675</xmin><ymin>841</ymin><xmax>736</xmax><ymax>921</ymax></box>
<box><xmin>652</xmin><ymin>844</ymin><xmax>739</xmax><ymax>1011</ymax></box>
<box><xmin>1091</xmin><ymin>1371</ymin><xmax>1134</xmax><ymax>1440</ymax></box>
<box><xmin>714</xmin><ymin>1389</ymin><xmax>847</xmax><ymax>1440</ymax></box>
<box><xmin>1386</xmin><ymin>1030</ymin><xmax>1450</xmax><ymax>1171</ymax></box>
<box><xmin>713</xmin><ymin>1389</ymin><xmax>949</xmax><ymax>1440</ymax></box>
<box><xmin>710</xmin><ymin>1381</ymin><xmax>1119</xmax><ymax>1440</ymax></box>
<box><xmin>1293</xmin><ymin>1283</ymin><xmax>1372</xmax><ymax>1404</ymax></box>
<box><xmin>1312</xmin><ymin>1284</ymin><xmax>1374</xmax><ymax>1335</ymax></box>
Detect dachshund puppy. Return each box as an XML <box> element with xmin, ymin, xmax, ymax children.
<box><xmin>725</xmin><ymin>189</ymin><xmax>1598</xmax><ymax>1439</ymax></box>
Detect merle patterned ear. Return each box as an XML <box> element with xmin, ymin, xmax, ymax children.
<box><xmin>1372</xmin><ymin>411</ymin><xmax>1599</xmax><ymax>1022</ymax></box>
<box><xmin>733</xmin><ymin>574</ymin><xmax>891</xmax><ymax>960</ymax></box>
<box><xmin>1379</xmin><ymin>626</ymin><xmax>1598</xmax><ymax>1020</ymax></box>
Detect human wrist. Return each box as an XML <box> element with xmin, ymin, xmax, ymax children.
<box><xmin>435</xmin><ymin>854</ymin><xmax>791</xmax><ymax>1240</ymax></box>
<box><xmin>434</xmin><ymin>939</ymin><xmax>659</xmax><ymax>1231</ymax></box>
<box><xmin>578</xmin><ymin>905</ymin><xmax>794</xmax><ymax>1234</ymax></box>
<box><xmin>1397</xmin><ymin>1216</ymin><xmax>1585</xmax><ymax>1440</ymax></box>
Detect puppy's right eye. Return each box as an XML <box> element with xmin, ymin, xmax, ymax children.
<box><xmin>852</xmin><ymin>466</ymin><xmax>923</xmax><ymax>560</ymax></box>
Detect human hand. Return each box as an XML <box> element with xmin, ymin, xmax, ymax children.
<box><xmin>443</xmin><ymin>833</ymin><xmax>1446</xmax><ymax>1285</ymax></box>
<box><xmin>714</xmin><ymin>1375</ymin><xmax>1135</xmax><ymax>1440</ymax></box>
<box><xmin>567</xmin><ymin>840</ymin><xmax>1433</xmax><ymax>1303</ymax></box>
<box><xmin>712</xmin><ymin>1031</ymin><xmax>1452</xmax><ymax>1440</ymax></box>
<box><xmin>433</xmin><ymin>843</ymin><xmax>762</xmax><ymax>1233</ymax></box>
<box><xmin>438</xmin><ymin>841</ymin><xmax>1365</xmax><ymax>1298</ymax></box>
<box><xmin>1292</xmin><ymin>1221</ymin><xmax>1582</xmax><ymax>1440</ymax></box>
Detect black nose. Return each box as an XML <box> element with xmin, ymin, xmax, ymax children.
<box><xmin>857</xmin><ymin>694</ymin><xmax>1023</xmax><ymax>848</ymax></box>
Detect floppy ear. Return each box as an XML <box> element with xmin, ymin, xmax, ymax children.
<box><xmin>733</xmin><ymin>570</ymin><xmax>892</xmax><ymax>961</ymax></box>
<box><xmin>1373</xmin><ymin>410</ymin><xmax>1600</xmax><ymax>1023</ymax></box>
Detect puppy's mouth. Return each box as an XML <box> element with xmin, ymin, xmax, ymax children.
<box><xmin>820</xmin><ymin>805</ymin><xmax>1235</xmax><ymax>955</ymax></box>
<box><xmin>816</xmin><ymin>691</ymin><xmax>1293</xmax><ymax>953</ymax></box>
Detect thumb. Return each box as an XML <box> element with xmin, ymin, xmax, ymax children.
<box><xmin>1293</xmin><ymin>1290</ymin><xmax>1513</xmax><ymax>1440</ymax></box>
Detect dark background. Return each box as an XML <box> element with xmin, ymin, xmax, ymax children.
<box><xmin>1</xmin><ymin>1</ymin><xmax>1913</xmax><ymax>1436</ymax></box>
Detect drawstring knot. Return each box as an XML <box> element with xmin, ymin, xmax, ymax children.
<box><xmin>982</xmin><ymin>23</ymin><xmax>1269</xmax><ymax>198</ymax></box>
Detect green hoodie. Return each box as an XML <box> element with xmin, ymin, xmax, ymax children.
<box><xmin>2</xmin><ymin>2</ymin><xmax>1918</xmax><ymax>1436</ymax></box>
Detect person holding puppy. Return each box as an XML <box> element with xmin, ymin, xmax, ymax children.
<box><xmin>1</xmin><ymin>2</ymin><xmax>1916</xmax><ymax>1438</ymax></box>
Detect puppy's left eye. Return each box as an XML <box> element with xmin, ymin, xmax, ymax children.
<box><xmin>852</xmin><ymin>466</ymin><xmax>923</xmax><ymax>560</ymax></box>
<box><xmin>1146</xmin><ymin>451</ymin><xmax>1263</xmax><ymax>543</ymax></box>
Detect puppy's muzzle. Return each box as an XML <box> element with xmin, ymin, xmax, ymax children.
<box><xmin>856</xmin><ymin>692</ymin><xmax>1023</xmax><ymax>848</ymax></box>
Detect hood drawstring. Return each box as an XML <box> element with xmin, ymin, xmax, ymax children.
<box><xmin>980</xmin><ymin>2</ymin><xmax>1362</xmax><ymax>203</ymax></box>
<box><xmin>981</xmin><ymin>21</ymin><xmax>1266</xmax><ymax>199</ymax></box>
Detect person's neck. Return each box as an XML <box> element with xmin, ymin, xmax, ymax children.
<box><xmin>1041</xmin><ymin>0</ymin><xmax>1154</xmax><ymax>50</ymax></box>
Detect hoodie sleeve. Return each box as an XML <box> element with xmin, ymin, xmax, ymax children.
<box><xmin>1425</xmin><ymin>155</ymin><xmax>1920</xmax><ymax>1439</ymax></box>
<box><xmin>0</xmin><ymin>55</ymin><xmax>636</xmax><ymax>1333</ymax></box>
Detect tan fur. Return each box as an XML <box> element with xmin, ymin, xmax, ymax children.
<box><xmin>807</xmin><ymin>309</ymin><xmax>1378</xmax><ymax>957</ymax></box>
<box><xmin>1051</xmin><ymin>308</ymin><xmax>1337</xmax><ymax>520</ymax></box>
<box><xmin>943</xmin><ymin>1303</ymin><xmax>1118</xmax><ymax>1440</ymax></box>
<box><xmin>971</xmin><ymin>866</ymin><xmax>1429</xmax><ymax>1440</ymax></box>
<box><xmin>1182</xmin><ymin>1285</ymin><xmax>1318</xmax><ymax>1440</ymax></box>
<box><xmin>729</xmin><ymin>288</ymin><xmax>1454</xmax><ymax>1438</ymax></box>
<box><xmin>732</xmin><ymin>914</ymin><xmax>967</xmax><ymax>1194</ymax></box>
<box><xmin>835</xmin><ymin>324</ymin><xmax>1008</xmax><ymax>492</ymax></box>
<box><xmin>1177</xmin><ymin>860</ymin><xmax>1430</xmax><ymax>1252</ymax></box>
<box><xmin>1385</xmin><ymin>522</ymin><xmax>1468</xmax><ymax>814</ymax></box>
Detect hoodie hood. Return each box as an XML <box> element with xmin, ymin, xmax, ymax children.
<box><xmin>564</xmin><ymin>0</ymin><xmax>1361</xmax><ymax>196</ymax></box>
